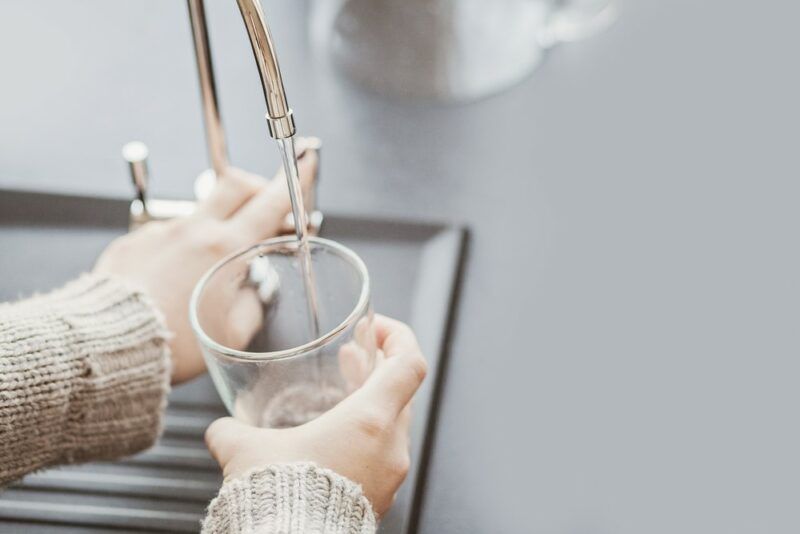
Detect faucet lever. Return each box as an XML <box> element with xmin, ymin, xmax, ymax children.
<box><xmin>122</xmin><ymin>141</ymin><xmax>149</xmax><ymax>210</ymax></box>
<box><xmin>122</xmin><ymin>141</ymin><xmax>196</xmax><ymax>230</ymax></box>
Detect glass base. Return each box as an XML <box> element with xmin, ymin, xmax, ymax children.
<box><xmin>256</xmin><ymin>383</ymin><xmax>345</xmax><ymax>428</ymax></box>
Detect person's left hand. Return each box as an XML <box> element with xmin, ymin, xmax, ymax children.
<box><xmin>205</xmin><ymin>315</ymin><xmax>427</xmax><ymax>518</ymax></box>
<box><xmin>94</xmin><ymin>144</ymin><xmax>318</xmax><ymax>384</ymax></box>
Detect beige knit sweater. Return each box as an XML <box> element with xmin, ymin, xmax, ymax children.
<box><xmin>0</xmin><ymin>274</ymin><xmax>376</xmax><ymax>533</ymax></box>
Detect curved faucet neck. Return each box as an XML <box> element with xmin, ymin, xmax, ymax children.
<box><xmin>236</xmin><ymin>0</ymin><xmax>296</xmax><ymax>139</ymax></box>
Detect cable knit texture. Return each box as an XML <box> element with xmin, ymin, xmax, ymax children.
<box><xmin>0</xmin><ymin>273</ymin><xmax>171</xmax><ymax>485</ymax></box>
<box><xmin>202</xmin><ymin>463</ymin><xmax>377</xmax><ymax>534</ymax></box>
<box><xmin>0</xmin><ymin>275</ymin><xmax>376</xmax><ymax>534</ymax></box>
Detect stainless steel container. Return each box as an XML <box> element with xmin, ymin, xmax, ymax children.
<box><xmin>311</xmin><ymin>0</ymin><xmax>617</xmax><ymax>101</ymax></box>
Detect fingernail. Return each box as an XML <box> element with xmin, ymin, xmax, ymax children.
<box><xmin>295</xmin><ymin>137</ymin><xmax>309</xmax><ymax>160</ymax></box>
<box><xmin>295</xmin><ymin>136</ymin><xmax>321</xmax><ymax>161</ymax></box>
<box><xmin>304</xmin><ymin>137</ymin><xmax>323</xmax><ymax>151</ymax></box>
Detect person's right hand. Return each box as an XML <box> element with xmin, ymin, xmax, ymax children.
<box><xmin>94</xmin><ymin>140</ymin><xmax>318</xmax><ymax>384</ymax></box>
<box><xmin>204</xmin><ymin>315</ymin><xmax>428</xmax><ymax>517</ymax></box>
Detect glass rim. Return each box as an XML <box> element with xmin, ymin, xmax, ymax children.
<box><xmin>189</xmin><ymin>236</ymin><xmax>370</xmax><ymax>362</ymax></box>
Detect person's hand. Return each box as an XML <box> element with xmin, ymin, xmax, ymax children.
<box><xmin>204</xmin><ymin>315</ymin><xmax>428</xmax><ymax>517</ymax></box>
<box><xmin>94</xmin><ymin>142</ymin><xmax>318</xmax><ymax>384</ymax></box>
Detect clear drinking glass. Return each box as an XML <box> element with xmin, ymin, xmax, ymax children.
<box><xmin>190</xmin><ymin>236</ymin><xmax>376</xmax><ymax>428</ymax></box>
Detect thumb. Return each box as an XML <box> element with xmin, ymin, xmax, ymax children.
<box><xmin>339</xmin><ymin>315</ymin><xmax>428</xmax><ymax>420</ymax></box>
<box><xmin>204</xmin><ymin>417</ymin><xmax>255</xmax><ymax>468</ymax></box>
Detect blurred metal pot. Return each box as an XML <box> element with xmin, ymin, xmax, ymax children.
<box><xmin>310</xmin><ymin>0</ymin><xmax>617</xmax><ymax>102</ymax></box>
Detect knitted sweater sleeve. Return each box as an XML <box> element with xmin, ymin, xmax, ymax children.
<box><xmin>0</xmin><ymin>273</ymin><xmax>171</xmax><ymax>485</ymax></box>
<box><xmin>202</xmin><ymin>463</ymin><xmax>377</xmax><ymax>534</ymax></box>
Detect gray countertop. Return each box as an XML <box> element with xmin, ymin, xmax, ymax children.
<box><xmin>1</xmin><ymin>1</ymin><xmax>799</xmax><ymax>532</ymax></box>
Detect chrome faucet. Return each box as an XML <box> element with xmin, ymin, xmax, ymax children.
<box><xmin>235</xmin><ymin>0</ymin><xmax>296</xmax><ymax>140</ymax></box>
<box><xmin>126</xmin><ymin>0</ymin><xmax>320</xmax><ymax>231</ymax></box>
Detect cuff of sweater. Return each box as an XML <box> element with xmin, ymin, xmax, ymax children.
<box><xmin>202</xmin><ymin>463</ymin><xmax>377</xmax><ymax>534</ymax></box>
<box><xmin>0</xmin><ymin>273</ymin><xmax>171</xmax><ymax>480</ymax></box>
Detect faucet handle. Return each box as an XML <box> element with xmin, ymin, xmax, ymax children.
<box><xmin>122</xmin><ymin>141</ymin><xmax>150</xmax><ymax>207</ymax></box>
<box><xmin>122</xmin><ymin>141</ymin><xmax>196</xmax><ymax>231</ymax></box>
<box><xmin>122</xmin><ymin>141</ymin><xmax>151</xmax><ymax>229</ymax></box>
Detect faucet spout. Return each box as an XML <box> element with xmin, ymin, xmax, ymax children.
<box><xmin>236</xmin><ymin>0</ymin><xmax>296</xmax><ymax>139</ymax></box>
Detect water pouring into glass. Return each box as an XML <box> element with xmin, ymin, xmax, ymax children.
<box><xmin>187</xmin><ymin>0</ymin><xmax>376</xmax><ymax>428</ymax></box>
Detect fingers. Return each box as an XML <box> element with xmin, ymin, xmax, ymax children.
<box><xmin>225</xmin><ymin>286</ymin><xmax>264</xmax><ymax>350</ymax></box>
<box><xmin>338</xmin><ymin>342</ymin><xmax>372</xmax><ymax>393</ymax></box>
<box><xmin>195</xmin><ymin>167</ymin><xmax>266</xmax><ymax>220</ymax></box>
<box><xmin>396</xmin><ymin>402</ymin><xmax>412</xmax><ymax>450</ymax></box>
<box><xmin>205</xmin><ymin>417</ymin><xmax>254</xmax><ymax>467</ymax></box>
<box><xmin>229</xmin><ymin>147</ymin><xmax>318</xmax><ymax>242</ymax></box>
<box><xmin>348</xmin><ymin>316</ymin><xmax>427</xmax><ymax>419</ymax></box>
<box><xmin>373</xmin><ymin>315</ymin><xmax>425</xmax><ymax>369</ymax></box>
<box><xmin>354</xmin><ymin>315</ymin><xmax>377</xmax><ymax>357</ymax></box>
<box><xmin>397</xmin><ymin>402</ymin><xmax>412</xmax><ymax>441</ymax></box>
<box><xmin>337</xmin><ymin>315</ymin><xmax>379</xmax><ymax>392</ymax></box>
